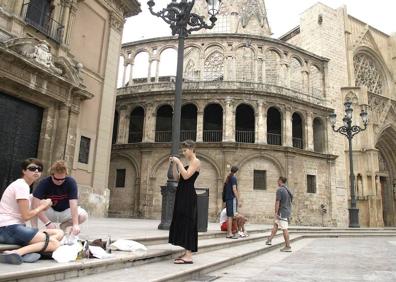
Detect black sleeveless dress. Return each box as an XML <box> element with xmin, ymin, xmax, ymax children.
<box><xmin>168</xmin><ymin>167</ymin><xmax>199</xmax><ymax>252</ymax></box>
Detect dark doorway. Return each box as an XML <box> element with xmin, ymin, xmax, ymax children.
<box><xmin>292</xmin><ymin>113</ymin><xmax>303</xmax><ymax>149</ymax></box>
<box><xmin>0</xmin><ymin>93</ymin><xmax>43</xmax><ymax>196</ymax></box>
<box><xmin>129</xmin><ymin>107</ymin><xmax>144</xmax><ymax>143</ymax></box>
<box><xmin>203</xmin><ymin>104</ymin><xmax>223</xmax><ymax>142</ymax></box>
<box><xmin>155</xmin><ymin>105</ymin><xmax>172</xmax><ymax>142</ymax></box>
<box><xmin>267</xmin><ymin>107</ymin><xmax>282</xmax><ymax>145</ymax></box>
<box><xmin>112</xmin><ymin>110</ymin><xmax>119</xmax><ymax>144</ymax></box>
<box><xmin>235</xmin><ymin>104</ymin><xmax>255</xmax><ymax>143</ymax></box>
<box><xmin>181</xmin><ymin>104</ymin><xmax>197</xmax><ymax>141</ymax></box>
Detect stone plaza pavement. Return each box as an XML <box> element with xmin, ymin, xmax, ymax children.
<box><xmin>1</xmin><ymin>218</ymin><xmax>396</xmax><ymax>282</ymax></box>
<box><xmin>206</xmin><ymin>237</ymin><xmax>396</xmax><ymax>282</ymax></box>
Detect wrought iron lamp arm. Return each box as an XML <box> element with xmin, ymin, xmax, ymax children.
<box><xmin>331</xmin><ymin>124</ymin><xmax>367</xmax><ymax>139</ymax></box>
<box><xmin>147</xmin><ymin>0</ymin><xmax>216</xmax><ymax>37</ymax></box>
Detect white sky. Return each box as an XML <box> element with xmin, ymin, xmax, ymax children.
<box><xmin>118</xmin><ymin>0</ymin><xmax>395</xmax><ymax>87</ymax></box>
<box><xmin>122</xmin><ymin>0</ymin><xmax>395</xmax><ymax>43</ymax></box>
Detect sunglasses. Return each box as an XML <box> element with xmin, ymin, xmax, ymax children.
<box><xmin>27</xmin><ymin>166</ymin><xmax>43</xmax><ymax>172</ymax></box>
<box><xmin>52</xmin><ymin>176</ymin><xmax>66</xmax><ymax>181</ymax></box>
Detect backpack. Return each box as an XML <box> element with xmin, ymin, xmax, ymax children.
<box><xmin>222</xmin><ymin>182</ymin><xmax>227</xmax><ymax>203</ymax></box>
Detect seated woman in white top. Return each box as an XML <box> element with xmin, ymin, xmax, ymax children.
<box><xmin>0</xmin><ymin>158</ymin><xmax>64</xmax><ymax>264</ymax></box>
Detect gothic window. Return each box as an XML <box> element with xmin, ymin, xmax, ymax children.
<box><xmin>185</xmin><ymin>60</ymin><xmax>198</xmax><ymax>81</ymax></box>
<box><xmin>204</xmin><ymin>52</ymin><xmax>224</xmax><ymax>81</ymax></box>
<box><xmin>353</xmin><ymin>53</ymin><xmax>384</xmax><ymax>95</ymax></box>
<box><xmin>236</xmin><ymin>47</ymin><xmax>254</xmax><ymax>82</ymax></box>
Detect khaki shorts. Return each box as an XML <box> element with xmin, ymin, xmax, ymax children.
<box><xmin>275</xmin><ymin>218</ymin><xmax>289</xmax><ymax>230</ymax></box>
<box><xmin>45</xmin><ymin>207</ymin><xmax>87</xmax><ymax>224</ymax></box>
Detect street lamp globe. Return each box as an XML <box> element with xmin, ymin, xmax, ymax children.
<box><xmin>329</xmin><ymin>113</ymin><xmax>337</xmax><ymax>127</ymax></box>
<box><xmin>360</xmin><ymin>110</ymin><xmax>369</xmax><ymax>125</ymax></box>
<box><xmin>207</xmin><ymin>0</ymin><xmax>221</xmax><ymax>17</ymax></box>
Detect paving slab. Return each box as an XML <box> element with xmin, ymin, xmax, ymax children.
<box><xmin>208</xmin><ymin>237</ymin><xmax>396</xmax><ymax>282</ymax></box>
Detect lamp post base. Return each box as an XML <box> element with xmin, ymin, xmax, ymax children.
<box><xmin>158</xmin><ymin>181</ymin><xmax>178</xmax><ymax>230</ymax></box>
<box><xmin>348</xmin><ymin>207</ymin><xmax>360</xmax><ymax>228</ymax></box>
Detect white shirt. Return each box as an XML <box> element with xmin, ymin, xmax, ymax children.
<box><xmin>0</xmin><ymin>178</ymin><xmax>31</xmax><ymax>227</ymax></box>
<box><xmin>219</xmin><ymin>208</ymin><xmax>227</xmax><ymax>224</ymax></box>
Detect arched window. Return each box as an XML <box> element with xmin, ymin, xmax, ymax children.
<box><xmin>310</xmin><ymin>65</ymin><xmax>323</xmax><ymax>96</ymax></box>
<box><xmin>265</xmin><ymin>50</ymin><xmax>281</xmax><ymax>85</ymax></box>
<box><xmin>235</xmin><ymin>104</ymin><xmax>255</xmax><ymax>143</ymax></box>
<box><xmin>236</xmin><ymin>47</ymin><xmax>254</xmax><ymax>82</ymax></box>
<box><xmin>112</xmin><ymin>110</ymin><xmax>119</xmax><ymax>144</ymax></box>
<box><xmin>133</xmin><ymin>52</ymin><xmax>150</xmax><ymax>83</ymax></box>
<box><xmin>267</xmin><ymin>107</ymin><xmax>282</xmax><ymax>145</ymax></box>
<box><xmin>313</xmin><ymin>117</ymin><xmax>325</xmax><ymax>153</ymax></box>
<box><xmin>203</xmin><ymin>104</ymin><xmax>223</xmax><ymax>142</ymax></box>
<box><xmin>292</xmin><ymin>113</ymin><xmax>303</xmax><ymax>149</ymax></box>
<box><xmin>353</xmin><ymin>53</ymin><xmax>384</xmax><ymax>95</ymax></box>
<box><xmin>129</xmin><ymin>107</ymin><xmax>144</xmax><ymax>143</ymax></box>
<box><xmin>289</xmin><ymin>57</ymin><xmax>303</xmax><ymax>91</ymax></box>
<box><xmin>181</xmin><ymin>104</ymin><xmax>197</xmax><ymax>141</ymax></box>
<box><xmin>204</xmin><ymin>51</ymin><xmax>224</xmax><ymax>81</ymax></box>
<box><xmin>159</xmin><ymin>48</ymin><xmax>177</xmax><ymax>81</ymax></box>
<box><xmin>155</xmin><ymin>105</ymin><xmax>172</xmax><ymax>142</ymax></box>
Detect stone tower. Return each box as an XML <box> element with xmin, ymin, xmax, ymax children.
<box><xmin>194</xmin><ymin>0</ymin><xmax>271</xmax><ymax>36</ymax></box>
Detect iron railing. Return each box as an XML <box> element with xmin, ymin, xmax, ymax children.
<box><xmin>203</xmin><ymin>130</ymin><xmax>222</xmax><ymax>142</ymax></box>
<box><xmin>22</xmin><ymin>1</ymin><xmax>64</xmax><ymax>43</ymax></box>
<box><xmin>293</xmin><ymin>137</ymin><xmax>303</xmax><ymax>149</ymax></box>
<box><xmin>128</xmin><ymin>132</ymin><xmax>143</xmax><ymax>143</ymax></box>
<box><xmin>180</xmin><ymin>130</ymin><xmax>196</xmax><ymax>141</ymax></box>
<box><xmin>267</xmin><ymin>133</ymin><xmax>282</xmax><ymax>145</ymax></box>
<box><xmin>236</xmin><ymin>131</ymin><xmax>255</xmax><ymax>143</ymax></box>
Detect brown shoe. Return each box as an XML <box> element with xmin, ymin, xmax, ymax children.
<box><xmin>280</xmin><ymin>246</ymin><xmax>292</xmax><ymax>252</ymax></box>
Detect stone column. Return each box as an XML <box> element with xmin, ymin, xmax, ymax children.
<box><xmin>53</xmin><ymin>104</ymin><xmax>69</xmax><ymax>161</ymax></box>
<box><xmin>224</xmin><ymin>98</ymin><xmax>235</xmax><ymax>142</ymax></box>
<box><xmin>147</xmin><ymin>59</ymin><xmax>152</xmax><ymax>81</ymax></box>
<box><xmin>256</xmin><ymin>101</ymin><xmax>267</xmax><ymax>144</ymax></box>
<box><xmin>143</xmin><ymin>104</ymin><xmax>156</xmax><ymax>143</ymax></box>
<box><xmin>122</xmin><ymin>64</ymin><xmax>128</xmax><ymax>86</ymax></box>
<box><xmin>128</xmin><ymin>63</ymin><xmax>134</xmax><ymax>85</ymax></box>
<box><xmin>196</xmin><ymin>109</ymin><xmax>204</xmax><ymax>142</ymax></box>
<box><xmin>117</xmin><ymin>106</ymin><xmax>130</xmax><ymax>144</ymax></box>
<box><xmin>13</xmin><ymin>0</ymin><xmax>23</xmax><ymax>15</ymax></box>
<box><xmin>306</xmin><ymin>112</ymin><xmax>314</xmax><ymax>151</ymax></box>
<box><xmin>281</xmin><ymin>61</ymin><xmax>289</xmax><ymax>87</ymax></box>
<box><xmin>155</xmin><ymin>59</ymin><xmax>160</xmax><ymax>82</ymax></box>
<box><xmin>61</xmin><ymin>1</ymin><xmax>71</xmax><ymax>43</ymax></box>
<box><xmin>283</xmin><ymin>107</ymin><xmax>293</xmax><ymax>147</ymax></box>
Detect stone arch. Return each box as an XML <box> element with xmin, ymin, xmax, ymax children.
<box><xmin>265</xmin><ymin>49</ymin><xmax>281</xmax><ymax>85</ymax></box>
<box><xmin>236</xmin><ymin>46</ymin><xmax>255</xmax><ymax>82</ymax></box>
<box><xmin>310</xmin><ymin>64</ymin><xmax>324</xmax><ymax>96</ymax></box>
<box><xmin>204</xmin><ymin>49</ymin><xmax>225</xmax><ymax>81</ymax></box>
<box><xmin>289</xmin><ymin>56</ymin><xmax>303</xmax><ymax>91</ymax></box>
<box><xmin>158</xmin><ymin>44</ymin><xmax>178</xmax><ymax>55</ymax></box>
<box><xmin>234</xmin><ymin>43</ymin><xmax>257</xmax><ymax>58</ymax></box>
<box><xmin>375</xmin><ymin>125</ymin><xmax>396</xmax><ymax>226</ymax></box>
<box><xmin>184</xmin><ymin>46</ymin><xmax>201</xmax><ymax>81</ymax></box>
<box><xmin>204</xmin><ymin>43</ymin><xmax>225</xmax><ymax>53</ymax></box>
<box><xmin>159</xmin><ymin>48</ymin><xmax>177</xmax><ymax>77</ymax></box>
<box><xmin>108</xmin><ymin>154</ymin><xmax>140</xmax><ymax>217</ymax></box>
<box><xmin>110</xmin><ymin>152</ymin><xmax>140</xmax><ymax>178</ymax></box>
<box><xmin>353</xmin><ymin>47</ymin><xmax>390</xmax><ymax>96</ymax></box>
<box><xmin>237</xmin><ymin>153</ymin><xmax>286</xmax><ymax>176</ymax></box>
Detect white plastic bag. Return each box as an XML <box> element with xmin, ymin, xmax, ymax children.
<box><xmin>88</xmin><ymin>246</ymin><xmax>113</xmax><ymax>259</ymax></box>
<box><xmin>110</xmin><ymin>239</ymin><xmax>147</xmax><ymax>253</ymax></box>
<box><xmin>52</xmin><ymin>242</ymin><xmax>82</xmax><ymax>263</ymax></box>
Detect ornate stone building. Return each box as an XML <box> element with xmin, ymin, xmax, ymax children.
<box><xmin>111</xmin><ymin>1</ymin><xmax>396</xmax><ymax>227</ymax></box>
<box><xmin>0</xmin><ymin>0</ymin><xmax>140</xmax><ymax>216</ymax></box>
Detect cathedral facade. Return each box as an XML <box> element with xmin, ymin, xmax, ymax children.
<box><xmin>0</xmin><ymin>0</ymin><xmax>140</xmax><ymax>216</ymax></box>
<box><xmin>111</xmin><ymin>1</ymin><xmax>396</xmax><ymax>227</ymax></box>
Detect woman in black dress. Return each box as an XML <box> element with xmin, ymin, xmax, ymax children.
<box><xmin>168</xmin><ymin>140</ymin><xmax>201</xmax><ymax>264</ymax></box>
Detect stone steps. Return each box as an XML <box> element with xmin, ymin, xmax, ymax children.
<box><xmin>2</xmin><ymin>228</ymin><xmax>396</xmax><ymax>282</ymax></box>
<box><xmin>0</xmin><ymin>230</ymin><xmax>276</xmax><ymax>282</ymax></box>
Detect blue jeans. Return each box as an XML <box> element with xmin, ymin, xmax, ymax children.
<box><xmin>0</xmin><ymin>224</ymin><xmax>38</xmax><ymax>246</ymax></box>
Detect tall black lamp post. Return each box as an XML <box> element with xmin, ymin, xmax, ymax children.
<box><xmin>329</xmin><ymin>101</ymin><xmax>369</xmax><ymax>228</ymax></box>
<box><xmin>148</xmin><ymin>0</ymin><xmax>221</xmax><ymax>230</ymax></box>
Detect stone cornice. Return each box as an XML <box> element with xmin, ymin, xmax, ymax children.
<box><xmin>122</xmin><ymin>34</ymin><xmax>329</xmax><ymax>63</ymax></box>
<box><xmin>101</xmin><ymin>0</ymin><xmax>141</xmax><ymax>18</ymax></box>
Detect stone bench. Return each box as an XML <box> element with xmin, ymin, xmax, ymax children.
<box><xmin>0</xmin><ymin>244</ymin><xmax>20</xmax><ymax>252</ymax></box>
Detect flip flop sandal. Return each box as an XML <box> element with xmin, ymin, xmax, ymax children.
<box><xmin>174</xmin><ymin>258</ymin><xmax>193</xmax><ymax>264</ymax></box>
<box><xmin>22</xmin><ymin>253</ymin><xmax>41</xmax><ymax>263</ymax></box>
<box><xmin>0</xmin><ymin>253</ymin><xmax>23</xmax><ymax>265</ymax></box>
